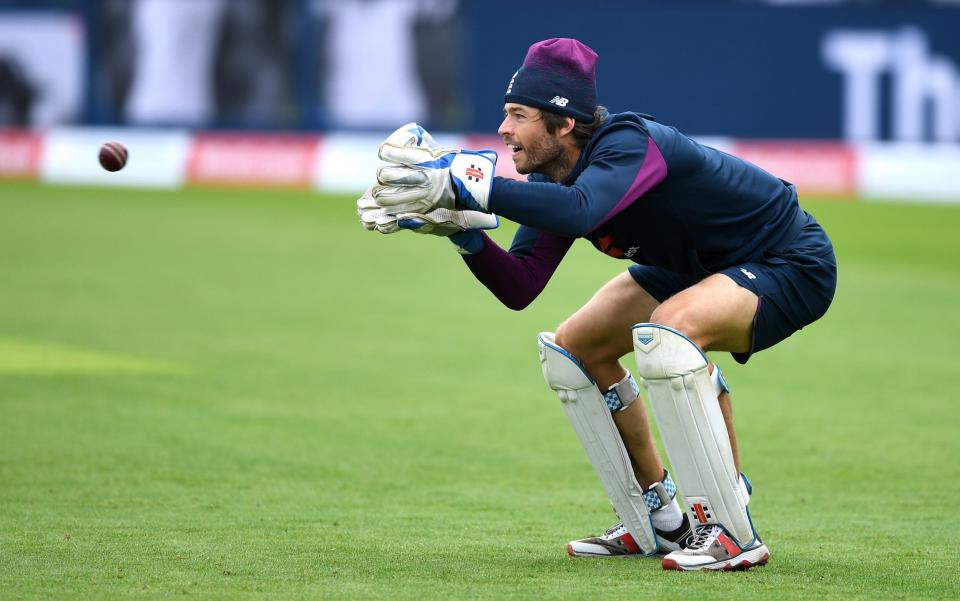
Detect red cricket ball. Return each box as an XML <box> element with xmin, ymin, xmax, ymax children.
<box><xmin>99</xmin><ymin>141</ymin><xmax>128</xmax><ymax>172</ymax></box>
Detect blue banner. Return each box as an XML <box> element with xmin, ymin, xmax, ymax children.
<box><xmin>462</xmin><ymin>3</ymin><xmax>960</xmax><ymax>141</ymax></box>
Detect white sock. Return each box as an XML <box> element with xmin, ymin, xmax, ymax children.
<box><xmin>651</xmin><ymin>499</ymin><xmax>684</xmax><ymax>532</ymax></box>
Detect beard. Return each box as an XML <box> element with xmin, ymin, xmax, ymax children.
<box><xmin>514</xmin><ymin>133</ymin><xmax>567</xmax><ymax>175</ymax></box>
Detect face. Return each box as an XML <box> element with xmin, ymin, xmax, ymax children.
<box><xmin>498</xmin><ymin>103</ymin><xmax>566</xmax><ymax>175</ymax></box>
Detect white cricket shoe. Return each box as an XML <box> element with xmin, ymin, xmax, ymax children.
<box><xmin>661</xmin><ymin>524</ymin><xmax>769</xmax><ymax>571</ymax></box>
<box><xmin>566</xmin><ymin>515</ymin><xmax>692</xmax><ymax>557</ymax></box>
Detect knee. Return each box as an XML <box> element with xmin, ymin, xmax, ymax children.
<box><xmin>554</xmin><ymin>319</ymin><xmax>611</xmax><ymax>366</ymax></box>
<box><xmin>649</xmin><ymin>305</ymin><xmax>710</xmax><ymax>349</ymax></box>
<box><xmin>554</xmin><ymin>319</ymin><xmax>596</xmax><ymax>364</ymax></box>
<box><xmin>553</xmin><ymin>319</ymin><xmax>582</xmax><ymax>357</ymax></box>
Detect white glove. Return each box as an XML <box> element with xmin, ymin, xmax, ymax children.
<box><xmin>372</xmin><ymin>123</ymin><xmax>496</xmax><ymax>214</ymax></box>
<box><xmin>395</xmin><ymin>208</ymin><xmax>499</xmax><ymax>236</ymax></box>
<box><xmin>357</xmin><ymin>187</ymin><xmax>498</xmax><ymax>236</ymax></box>
<box><xmin>357</xmin><ymin>186</ymin><xmax>392</xmax><ymax>231</ymax></box>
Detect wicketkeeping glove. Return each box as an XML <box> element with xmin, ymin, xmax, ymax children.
<box><xmin>396</xmin><ymin>208</ymin><xmax>499</xmax><ymax>236</ymax></box>
<box><xmin>357</xmin><ymin>186</ymin><xmax>498</xmax><ymax>237</ymax></box>
<box><xmin>372</xmin><ymin>123</ymin><xmax>496</xmax><ymax>214</ymax></box>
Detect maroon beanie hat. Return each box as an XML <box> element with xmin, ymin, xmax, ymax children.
<box><xmin>504</xmin><ymin>38</ymin><xmax>599</xmax><ymax>122</ymax></box>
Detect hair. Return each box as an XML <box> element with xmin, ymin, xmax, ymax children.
<box><xmin>540</xmin><ymin>105</ymin><xmax>609</xmax><ymax>148</ymax></box>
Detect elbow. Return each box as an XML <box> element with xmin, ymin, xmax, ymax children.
<box><xmin>503</xmin><ymin>297</ymin><xmax>533</xmax><ymax>311</ymax></box>
<box><xmin>492</xmin><ymin>287</ymin><xmax>537</xmax><ymax>311</ymax></box>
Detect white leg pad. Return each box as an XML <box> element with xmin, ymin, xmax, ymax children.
<box><xmin>632</xmin><ymin>324</ymin><xmax>756</xmax><ymax>545</ymax></box>
<box><xmin>538</xmin><ymin>332</ymin><xmax>658</xmax><ymax>556</ymax></box>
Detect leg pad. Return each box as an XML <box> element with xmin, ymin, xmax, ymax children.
<box><xmin>539</xmin><ymin>332</ymin><xmax>659</xmax><ymax>555</ymax></box>
<box><xmin>633</xmin><ymin>324</ymin><xmax>757</xmax><ymax>546</ymax></box>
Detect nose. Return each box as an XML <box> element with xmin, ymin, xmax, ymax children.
<box><xmin>497</xmin><ymin>116</ymin><xmax>511</xmax><ymax>138</ymax></box>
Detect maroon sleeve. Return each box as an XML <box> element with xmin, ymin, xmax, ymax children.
<box><xmin>462</xmin><ymin>228</ymin><xmax>574</xmax><ymax>311</ymax></box>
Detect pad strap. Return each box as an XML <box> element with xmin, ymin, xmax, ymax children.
<box><xmin>642</xmin><ymin>470</ymin><xmax>678</xmax><ymax>512</ymax></box>
<box><xmin>603</xmin><ymin>372</ymin><xmax>640</xmax><ymax>412</ymax></box>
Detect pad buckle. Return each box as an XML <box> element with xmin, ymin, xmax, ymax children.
<box><xmin>643</xmin><ymin>471</ymin><xmax>677</xmax><ymax>512</ymax></box>
<box><xmin>604</xmin><ymin>373</ymin><xmax>640</xmax><ymax>413</ymax></box>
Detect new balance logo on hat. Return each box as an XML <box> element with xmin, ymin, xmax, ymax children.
<box><xmin>550</xmin><ymin>96</ymin><xmax>569</xmax><ymax>107</ymax></box>
<box><xmin>506</xmin><ymin>71</ymin><xmax>518</xmax><ymax>94</ymax></box>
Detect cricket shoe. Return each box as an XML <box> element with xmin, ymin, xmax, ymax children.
<box><xmin>566</xmin><ymin>514</ymin><xmax>692</xmax><ymax>557</ymax></box>
<box><xmin>661</xmin><ymin>524</ymin><xmax>769</xmax><ymax>571</ymax></box>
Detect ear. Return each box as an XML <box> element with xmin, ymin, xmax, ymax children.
<box><xmin>559</xmin><ymin>116</ymin><xmax>577</xmax><ymax>137</ymax></box>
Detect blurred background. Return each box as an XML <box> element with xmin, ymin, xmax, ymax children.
<box><xmin>2</xmin><ymin>4</ymin><xmax>960</xmax><ymax>598</ymax></box>
<box><xmin>1</xmin><ymin>0</ymin><xmax>958</xmax><ymax>195</ymax></box>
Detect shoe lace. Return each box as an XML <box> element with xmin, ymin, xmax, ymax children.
<box><xmin>686</xmin><ymin>524</ymin><xmax>722</xmax><ymax>550</ymax></box>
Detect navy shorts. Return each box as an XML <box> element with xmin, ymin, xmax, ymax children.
<box><xmin>627</xmin><ymin>216</ymin><xmax>837</xmax><ymax>364</ymax></box>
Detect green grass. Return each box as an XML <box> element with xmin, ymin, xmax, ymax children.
<box><xmin>1</xmin><ymin>182</ymin><xmax>958</xmax><ymax>600</ymax></box>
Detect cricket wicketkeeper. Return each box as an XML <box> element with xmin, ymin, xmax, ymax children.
<box><xmin>357</xmin><ymin>38</ymin><xmax>837</xmax><ymax>571</ymax></box>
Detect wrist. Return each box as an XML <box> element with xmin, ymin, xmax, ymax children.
<box><xmin>450</xmin><ymin>173</ymin><xmax>484</xmax><ymax>212</ymax></box>
<box><xmin>449</xmin><ymin>150</ymin><xmax>495</xmax><ymax>212</ymax></box>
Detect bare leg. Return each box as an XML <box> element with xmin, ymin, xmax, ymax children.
<box><xmin>555</xmin><ymin>272</ymin><xmax>665</xmax><ymax>488</ymax></box>
<box><xmin>613</xmin><ymin>399</ymin><xmax>668</xmax><ymax>487</ymax></box>
<box><xmin>718</xmin><ymin>392</ymin><xmax>740</xmax><ymax>473</ymax></box>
